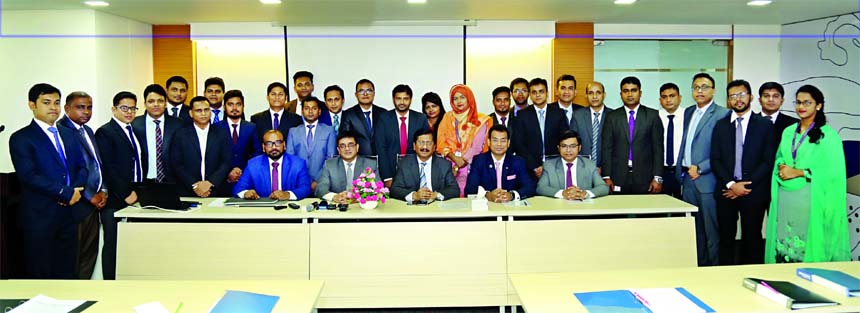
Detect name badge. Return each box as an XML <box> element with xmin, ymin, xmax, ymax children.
<box><xmin>507</xmin><ymin>175</ymin><xmax>517</xmax><ymax>180</ymax></box>
<box><xmin>454</xmin><ymin>151</ymin><xmax>462</xmax><ymax>157</ymax></box>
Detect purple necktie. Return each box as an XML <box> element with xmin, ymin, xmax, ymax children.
<box><xmin>565</xmin><ymin>162</ymin><xmax>574</xmax><ymax>188</ymax></box>
<box><xmin>154</xmin><ymin>119</ymin><xmax>164</xmax><ymax>182</ymax></box>
<box><xmin>628</xmin><ymin>110</ymin><xmax>635</xmax><ymax>162</ymax></box>
<box><xmin>271</xmin><ymin>161</ymin><xmax>280</xmax><ymax>194</ymax></box>
<box><xmin>501</xmin><ymin>116</ymin><xmax>507</xmax><ymax>127</ymax></box>
<box><xmin>734</xmin><ymin>117</ymin><xmax>744</xmax><ymax>180</ymax></box>
<box><xmin>399</xmin><ymin>116</ymin><xmax>408</xmax><ymax>155</ymax></box>
<box><xmin>231</xmin><ymin>124</ymin><xmax>239</xmax><ymax>145</ymax></box>
<box><xmin>273</xmin><ymin>113</ymin><xmax>280</xmax><ymax>131</ymax></box>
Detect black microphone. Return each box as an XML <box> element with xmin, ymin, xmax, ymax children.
<box><xmin>0</xmin><ymin>125</ymin><xmax>5</xmax><ymax>133</ymax></box>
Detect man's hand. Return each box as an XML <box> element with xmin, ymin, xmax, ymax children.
<box><xmin>68</xmin><ymin>187</ymin><xmax>84</xmax><ymax>206</ymax></box>
<box><xmin>384</xmin><ymin>180</ymin><xmax>393</xmax><ymax>188</ymax></box>
<box><xmin>270</xmin><ymin>190</ymin><xmax>292</xmax><ymax>201</ymax></box>
<box><xmin>243</xmin><ymin>190</ymin><xmax>260</xmax><ymax>200</ymax></box>
<box><xmin>604</xmin><ymin>178</ymin><xmax>615</xmax><ymax>194</ymax></box>
<box><xmin>648</xmin><ymin>179</ymin><xmax>662</xmax><ymax>194</ymax></box>
<box><xmin>562</xmin><ymin>186</ymin><xmax>586</xmax><ymax>200</ymax></box>
<box><xmin>227</xmin><ymin>167</ymin><xmax>242</xmax><ymax>183</ymax></box>
<box><xmin>125</xmin><ymin>191</ymin><xmax>138</xmax><ymax>205</ymax></box>
<box><xmin>413</xmin><ymin>187</ymin><xmax>436</xmax><ymax>201</ymax></box>
<box><xmin>90</xmin><ymin>191</ymin><xmax>107</xmax><ymax>210</ymax></box>
<box><xmin>487</xmin><ymin>188</ymin><xmax>512</xmax><ymax>203</ymax></box>
<box><xmin>194</xmin><ymin>181</ymin><xmax>214</xmax><ymax>197</ymax></box>
<box><xmin>729</xmin><ymin>181</ymin><xmax>752</xmax><ymax>197</ymax></box>
<box><xmin>687</xmin><ymin>165</ymin><xmax>700</xmax><ymax>180</ymax></box>
<box><xmin>722</xmin><ymin>188</ymin><xmax>739</xmax><ymax>199</ymax></box>
<box><xmin>534</xmin><ymin>166</ymin><xmax>544</xmax><ymax>178</ymax></box>
<box><xmin>333</xmin><ymin>191</ymin><xmax>352</xmax><ymax>204</ymax></box>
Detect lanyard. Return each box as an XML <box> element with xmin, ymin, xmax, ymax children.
<box><xmin>454</xmin><ymin>119</ymin><xmax>462</xmax><ymax>149</ymax></box>
<box><xmin>791</xmin><ymin>122</ymin><xmax>815</xmax><ymax>162</ymax></box>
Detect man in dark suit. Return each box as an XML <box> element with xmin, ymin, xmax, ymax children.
<box><xmin>10</xmin><ymin>83</ymin><xmax>87</xmax><ymax>279</ymax></box>
<box><xmin>488</xmin><ymin>86</ymin><xmax>515</xmax><ymax>130</ymax></box>
<box><xmin>286</xmin><ymin>70</ymin><xmax>313</xmax><ymax>114</ymax></box>
<box><xmin>712</xmin><ymin>80</ymin><xmax>776</xmax><ymax>265</ymax></box>
<box><xmin>601</xmin><ymin>76</ymin><xmax>664</xmax><ymax>195</ymax></box>
<box><xmin>323</xmin><ymin>85</ymin><xmax>346</xmax><ymax>134</ymax></box>
<box><xmin>95</xmin><ymin>91</ymin><xmax>147</xmax><ymax>279</ymax></box>
<box><xmin>170</xmin><ymin>96</ymin><xmax>231</xmax><ymax>197</ymax></box>
<box><xmin>341</xmin><ymin>78</ymin><xmax>386</xmax><ymax>156</ymax></box>
<box><xmin>316</xmin><ymin>130</ymin><xmax>378</xmax><ymax>203</ymax></box>
<box><xmin>165</xmin><ymin>75</ymin><xmax>191</xmax><ymax>124</ymax></box>
<box><xmin>537</xmin><ymin>130</ymin><xmax>609</xmax><ymax>199</ymax></box>
<box><xmin>510</xmin><ymin>77</ymin><xmax>530</xmax><ymax>117</ymax></box>
<box><xmin>390</xmin><ymin>129</ymin><xmax>460</xmax><ymax>202</ymax></box>
<box><xmin>215</xmin><ymin>89</ymin><xmax>260</xmax><ymax>196</ymax></box>
<box><xmin>547</xmin><ymin>74</ymin><xmax>584</xmax><ymax>130</ymax></box>
<box><xmin>234</xmin><ymin>130</ymin><xmax>313</xmax><ymax>200</ymax></box>
<box><xmin>570</xmin><ymin>81</ymin><xmax>612</xmax><ymax>168</ymax></box>
<box><xmin>251</xmin><ymin>82</ymin><xmax>303</xmax><ymax>141</ymax></box>
<box><xmin>757</xmin><ymin>81</ymin><xmax>798</xmax><ymax>137</ymax></box>
<box><xmin>58</xmin><ymin>91</ymin><xmax>106</xmax><ymax>279</ymax></box>
<box><xmin>465</xmin><ymin>124</ymin><xmax>535</xmax><ymax>201</ymax></box>
<box><xmin>375</xmin><ymin>84</ymin><xmax>429</xmax><ymax>186</ymax></box>
<box><xmin>658</xmin><ymin>83</ymin><xmax>686</xmax><ymax>199</ymax></box>
<box><xmin>203</xmin><ymin>77</ymin><xmax>226</xmax><ymax>124</ymax></box>
<box><xmin>513</xmin><ymin>78</ymin><xmax>577</xmax><ymax>180</ymax></box>
<box><xmin>132</xmin><ymin>84</ymin><xmax>181</xmax><ymax>183</ymax></box>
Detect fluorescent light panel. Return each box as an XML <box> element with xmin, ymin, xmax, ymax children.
<box><xmin>614</xmin><ymin>0</ymin><xmax>636</xmax><ymax>4</ymax></box>
<box><xmin>747</xmin><ymin>0</ymin><xmax>772</xmax><ymax>6</ymax></box>
<box><xmin>408</xmin><ymin>0</ymin><xmax>427</xmax><ymax>3</ymax></box>
<box><xmin>260</xmin><ymin>0</ymin><xmax>282</xmax><ymax>4</ymax></box>
<box><xmin>84</xmin><ymin>1</ymin><xmax>109</xmax><ymax>6</ymax></box>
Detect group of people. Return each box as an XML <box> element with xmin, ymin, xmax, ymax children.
<box><xmin>10</xmin><ymin>70</ymin><xmax>848</xmax><ymax>281</ymax></box>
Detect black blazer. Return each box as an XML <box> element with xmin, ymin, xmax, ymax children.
<box><xmin>169</xmin><ymin>125</ymin><xmax>232</xmax><ymax>196</ymax></box>
<box><xmin>250</xmin><ymin>109</ymin><xmax>303</xmax><ymax>141</ymax></box>
<box><xmin>711</xmin><ymin>113</ymin><xmax>776</xmax><ymax>203</ymax></box>
<box><xmin>340</xmin><ymin>104</ymin><xmax>386</xmax><ymax>156</ymax></box>
<box><xmin>131</xmin><ymin>114</ymin><xmax>181</xmax><ymax>182</ymax></box>
<box><xmin>601</xmin><ymin>104</ymin><xmax>664</xmax><ymax>185</ymax></box>
<box><xmin>488</xmin><ymin>112</ymin><xmax>516</xmax><ymax>132</ymax></box>
<box><xmin>95</xmin><ymin>119</ymin><xmax>148</xmax><ymax>210</ymax></box>
<box><xmin>167</xmin><ymin>104</ymin><xmax>192</xmax><ymax>125</ymax></box>
<box><xmin>374</xmin><ymin>109</ymin><xmax>429</xmax><ymax>181</ymax></box>
<box><xmin>772</xmin><ymin>112</ymin><xmax>799</xmax><ymax>138</ymax></box>
<box><xmin>547</xmin><ymin>101</ymin><xmax>584</xmax><ymax>130</ymax></box>
<box><xmin>511</xmin><ymin>105</ymin><xmax>570</xmax><ymax>172</ymax></box>
<box><xmin>390</xmin><ymin>155</ymin><xmax>460</xmax><ymax>201</ymax></box>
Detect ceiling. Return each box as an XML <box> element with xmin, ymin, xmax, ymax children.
<box><xmin>3</xmin><ymin>0</ymin><xmax>858</xmax><ymax>25</ymax></box>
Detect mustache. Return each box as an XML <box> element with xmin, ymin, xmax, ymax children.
<box><xmin>419</xmin><ymin>148</ymin><xmax>431</xmax><ymax>153</ymax></box>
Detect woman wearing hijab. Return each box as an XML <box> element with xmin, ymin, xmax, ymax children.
<box><xmin>765</xmin><ymin>84</ymin><xmax>849</xmax><ymax>263</ymax></box>
<box><xmin>436</xmin><ymin>84</ymin><xmax>493</xmax><ymax>197</ymax></box>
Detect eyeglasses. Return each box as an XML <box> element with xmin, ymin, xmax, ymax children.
<box><xmin>337</xmin><ymin>143</ymin><xmax>356</xmax><ymax>149</ymax></box>
<box><xmin>415</xmin><ymin>141</ymin><xmax>434</xmax><ymax>147</ymax></box>
<box><xmin>357</xmin><ymin>89</ymin><xmax>375</xmax><ymax>95</ymax></box>
<box><xmin>263</xmin><ymin>140</ymin><xmax>285</xmax><ymax>148</ymax></box>
<box><xmin>512</xmin><ymin>88</ymin><xmax>528</xmax><ymax>94</ymax></box>
<box><xmin>728</xmin><ymin>91</ymin><xmax>749</xmax><ymax>100</ymax></box>
<box><xmin>117</xmin><ymin>106</ymin><xmax>138</xmax><ymax>113</ymax></box>
<box><xmin>692</xmin><ymin>85</ymin><xmax>713</xmax><ymax>92</ymax></box>
<box><xmin>559</xmin><ymin>144</ymin><xmax>580</xmax><ymax>150</ymax></box>
<box><xmin>794</xmin><ymin>100</ymin><xmax>816</xmax><ymax>107</ymax></box>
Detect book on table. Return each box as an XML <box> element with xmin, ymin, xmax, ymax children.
<box><xmin>742</xmin><ymin>277</ymin><xmax>839</xmax><ymax>309</ymax></box>
<box><xmin>797</xmin><ymin>268</ymin><xmax>860</xmax><ymax>297</ymax></box>
<box><xmin>574</xmin><ymin>287</ymin><xmax>714</xmax><ymax>313</ymax></box>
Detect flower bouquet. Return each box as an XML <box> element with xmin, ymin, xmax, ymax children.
<box><xmin>351</xmin><ymin>167</ymin><xmax>389</xmax><ymax>209</ymax></box>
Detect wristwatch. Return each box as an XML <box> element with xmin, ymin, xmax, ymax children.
<box><xmin>654</xmin><ymin>177</ymin><xmax>664</xmax><ymax>184</ymax></box>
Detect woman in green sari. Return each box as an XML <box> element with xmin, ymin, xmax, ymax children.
<box><xmin>765</xmin><ymin>84</ymin><xmax>849</xmax><ymax>263</ymax></box>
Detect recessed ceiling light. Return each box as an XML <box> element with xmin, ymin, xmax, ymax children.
<box><xmin>408</xmin><ymin>0</ymin><xmax>427</xmax><ymax>3</ymax></box>
<box><xmin>614</xmin><ymin>0</ymin><xmax>636</xmax><ymax>4</ymax></box>
<box><xmin>84</xmin><ymin>1</ymin><xmax>109</xmax><ymax>6</ymax></box>
<box><xmin>747</xmin><ymin>0</ymin><xmax>772</xmax><ymax>6</ymax></box>
<box><xmin>259</xmin><ymin>0</ymin><xmax>282</xmax><ymax>4</ymax></box>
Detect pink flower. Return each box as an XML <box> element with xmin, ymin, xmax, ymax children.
<box><xmin>376</xmin><ymin>181</ymin><xmax>384</xmax><ymax>188</ymax></box>
<box><xmin>359</xmin><ymin>198</ymin><xmax>366</xmax><ymax>204</ymax></box>
<box><xmin>365</xmin><ymin>167</ymin><xmax>372</xmax><ymax>172</ymax></box>
<box><xmin>367</xmin><ymin>173</ymin><xmax>376</xmax><ymax>179</ymax></box>
<box><xmin>353</xmin><ymin>192</ymin><xmax>361</xmax><ymax>199</ymax></box>
<box><xmin>368</xmin><ymin>195</ymin><xmax>377</xmax><ymax>201</ymax></box>
<box><xmin>364</xmin><ymin>182</ymin><xmax>371</xmax><ymax>188</ymax></box>
<box><xmin>380</xmin><ymin>197</ymin><xmax>386</xmax><ymax>204</ymax></box>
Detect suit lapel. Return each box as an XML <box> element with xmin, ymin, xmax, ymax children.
<box><xmin>693</xmin><ymin>104</ymin><xmax>716</xmax><ymax>141</ymax></box>
<box><xmin>554</xmin><ymin>159</ymin><xmax>566</xmax><ymax>188</ymax></box>
<box><xmin>34</xmin><ymin>122</ymin><xmax>64</xmax><ymax>167</ymax></box>
<box><xmin>575</xmin><ymin>157</ymin><xmax>587</xmax><ymax>188</ymax></box>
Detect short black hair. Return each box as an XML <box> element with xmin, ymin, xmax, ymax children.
<box><xmin>292</xmin><ymin>71</ymin><xmax>314</xmax><ymax>84</ymax></box>
<box><xmin>758</xmin><ymin>81</ymin><xmax>784</xmax><ymax>97</ymax></box>
<box><xmin>620</xmin><ymin>76</ymin><xmax>641</xmax><ymax>89</ymax></box>
<box><xmin>556</xmin><ymin>74</ymin><xmax>577</xmax><ymax>89</ymax></box>
<box><xmin>692</xmin><ymin>73</ymin><xmax>715</xmax><ymax>87</ymax></box>
<box><xmin>528</xmin><ymin>78</ymin><xmax>548</xmax><ymax>90</ymax></box>
<box><xmin>143</xmin><ymin>84</ymin><xmax>167</xmax><ymax>100</ymax></box>
<box><xmin>726</xmin><ymin>79</ymin><xmax>751</xmax><ymax>95</ymax></box>
<box><xmin>166</xmin><ymin>76</ymin><xmax>188</xmax><ymax>89</ymax></box>
<box><xmin>65</xmin><ymin>91</ymin><xmax>91</xmax><ymax>104</ymax></box>
<box><xmin>355</xmin><ymin>78</ymin><xmax>375</xmax><ymax>91</ymax></box>
<box><xmin>267</xmin><ymin>82</ymin><xmax>287</xmax><ymax>94</ymax></box>
<box><xmin>112</xmin><ymin>91</ymin><xmax>137</xmax><ymax>107</ymax></box>
<box><xmin>422</xmin><ymin>91</ymin><xmax>442</xmax><ymax>107</ymax></box>
<box><xmin>488</xmin><ymin>124</ymin><xmax>510</xmax><ymax>139</ymax></box>
<box><xmin>659</xmin><ymin>83</ymin><xmax>680</xmax><ymax>94</ymax></box>
<box><xmin>224</xmin><ymin>89</ymin><xmax>244</xmax><ymax>103</ymax></box>
<box><xmin>324</xmin><ymin>85</ymin><xmax>344</xmax><ymax>99</ymax></box>
<box><xmin>189</xmin><ymin>96</ymin><xmax>209</xmax><ymax>107</ymax></box>
<box><xmin>558</xmin><ymin>130</ymin><xmax>581</xmax><ymax>146</ymax></box>
<box><xmin>301</xmin><ymin>96</ymin><xmax>322</xmax><ymax>108</ymax></box>
<box><xmin>492</xmin><ymin>86</ymin><xmax>511</xmax><ymax>98</ymax></box>
<box><xmin>28</xmin><ymin>83</ymin><xmax>61</xmax><ymax>103</ymax></box>
<box><xmin>337</xmin><ymin>130</ymin><xmax>359</xmax><ymax>145</ymax></box>
<box><xmin>412</xmin><ymin>128</ymin><xmax>435</xmax><ymax>144</ymax></box>
<box><xmin>204</xmin><ymin>77</ymin><xmax>225</xmax><ymax>91</ymax></box>
<box><xmin>392</xmin><ymin>84</ymin><xmax>413</xmax><ymax>98</ymax></box>
<box><xmin>509</xmin><ymin>77</ymin><xmax>528</xmax><ymax>91</ymax></box>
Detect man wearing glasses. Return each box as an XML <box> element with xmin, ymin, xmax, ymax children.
<box><xmin>537</xmin><ymin>130</ymin><xmax>608</xmax><ymax>199</ymax></box>
<box><xmin>390</xmin><ymin>129</ymin><xmax>459</xmax><ymax>202</ymax></box>
<box><xmin>169</xmin><ymin>96</ymin><xmax>231</xmax><ymax>197</ymax></box>
<box><xmin>509</xmin><ymin>77</ymin><xmax>530</xmax><ymax>117</ymax></box>
<box><xmin>315</xmin><ymin>130</ymin><xmax>378</xmax><ymax>204</ymax></box>
<box><xmin>235</xmin><ymin>130</ymin><xmax>312</xmax><ymax>200</ymax></box>
<box><xmin>340</xmin><ymin>78</ymin><xmax>385</xmax><ymax>156</ymax></box>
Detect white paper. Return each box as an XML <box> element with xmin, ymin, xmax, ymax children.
<box><xmin>134</xmin><ymin>301</ymin><xmax>170</xmax><ymax>313</ymax></box>
<box><xmin>10</xmin><ymin>294</ymin><xmax>87</xmax><ymax>313</ymax></box>
<box><xmin>630</xmin><ymin>288</ymin><xmax>705</xmax><ymax>313</ymax></box>
<box><xmin>471</xmin><ymin>198</ymin><xmax>489</xmax><ymax>211</ymax></box>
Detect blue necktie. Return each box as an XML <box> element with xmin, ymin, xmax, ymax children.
<box><xmin>363</xmin><ymin>111</ymin><xmax>372</xmax><ymax>134</ymax></box>
<box><xmin>212</xmin><ymin>109</ymin><xmax>220</xmax><ymax>124</ymax></box>
<box><xmin>419</xmin><ymin>162</ymin><xmax>428</xmax><ymax>189</ymax></box>
<box><xmin>126</xmin><ymin>125</ymin><xmax>142</xmax><ymax>182</ymax></box>
<box><xmin>47</xmin><ymin>127</ymin><xmax>70</xmax><ymax>185</ymax></box>
<box><xmin>332</xmin><ymin>114</ymin><xmax>340</xmax><ymax>134</ymax></box>
<box><xmin>306</xmin><ymin>124</ymin><xmax>315</xmax><ymax>152</ymax></box>
<box><xmin>666</xmin><ymin>115</ymin><xmax>675</xmax><ymax>166</ymax></box>
<box><xmin>273</xmin><ymin>113</ymin><xmax>280</xmax><ymax>131</ymax></box>
<box><xmin>171</xmin><ymin>107</ymin><xmax>179</xmax><ymax>118</ymax></box>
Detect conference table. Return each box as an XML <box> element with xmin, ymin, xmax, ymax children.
<box><xmin>0</xmin><ymin>279</ymin><xmax>323</xmax><ymax>312</ymax></box>
<box><xmin>510</xmin><ymin>261</ymin><xmax>860</xmax><ymax>313</ymax></box>
<box><xmin>115</xmin><ymin>194</ymin><xmax>697</xmax><ymax>309</ymax></box>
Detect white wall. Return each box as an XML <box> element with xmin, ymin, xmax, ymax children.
<box><xmin>732</xmin><ymin>25</ymin><xmax>782</xmax><ymax>113</ymax></box>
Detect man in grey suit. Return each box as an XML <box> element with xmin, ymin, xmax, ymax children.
<box><xmin>390</xmin><ymin>129</ymin><xmax>460</xmax><ymax>202</ymax></box>
<box><xmin>315</xmin><ymin>130</ymin><xmax>378</xmax><ymax>204</ymax></box>
<box><xmin>570</xmin><ymin>81</ymin><xmax>612</xmax><ymax>169</ymax></box>
<box><xmin>676</xmin><ymin>73</ymin><xmax>730</xmax><ymax>266</ymax></box>
<box><xmin>537</xmin><ymin>130</ymin><xmax>609</xmax><ymax>199</ymax></box>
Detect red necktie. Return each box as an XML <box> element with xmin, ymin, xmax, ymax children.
<box><xmin>399</xmin><ymin>116</ymin><xmax>407</xmax><ymax>155</ymax></box>
<box><xmin>231</xmin><ymin>124</ymin><xmax>239</xmax><ymax>145</ymax></box>
<box><xmin>271</xmin><ymin>161</ymin><xmax>280</xmax><ymax>194</ymax></box>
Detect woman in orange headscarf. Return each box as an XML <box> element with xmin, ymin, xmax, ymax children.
<box><xmin>436</xmin><ymin>84</ymin><xmax>493</xmax><ymax>197</ymax></box>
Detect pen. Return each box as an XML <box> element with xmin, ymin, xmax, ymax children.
<box><xmin>174</xmin><ymin>301</ymin><xmax>183</xmax><ymax>313</ymax></box>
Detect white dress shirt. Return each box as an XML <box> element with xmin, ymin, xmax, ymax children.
<box><xmin>761</xmin><ymin>111</ymin><xmax>780</xmax><ymax>124</ymax></box>
<box><xmin>194</xmin><ymin>124</ymin><xmax>209</xmax><ymax>180</ymax></box>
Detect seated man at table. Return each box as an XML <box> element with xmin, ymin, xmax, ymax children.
<box><xmin>315</xmin><ymin>130</ymin><xmax>378</xmax><ymax>204</ymax></box>
<box><xmin>390</xmin><ymin>129</ymin><xmax>459</xmax><ymax>203</ymax></box>
<box><xmin>537</xmin><ymin>130</ymin><xmax>609</xmax><ymax>200</ymax></box>
<box><xmin>234</xmin><ymin>130</ymin><xmax>312</xmax><ymax>200</ymax></box>
<box><xmin>464</xmin><ymin>124</ymin><xmax>535</xmax><ymax>202</ymax></box>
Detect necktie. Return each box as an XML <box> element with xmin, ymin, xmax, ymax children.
<box><xmin>666</xmin><ymin>115</ymin><xmax>675</xmax><ymax>166</ymax></box>
<box><xmin>734</xmin><ymin>117</ymin><xmax>744</xmax><ymax>180</ymax></box>
<box><xmin>628</xmin><ymin>110</ymin><xmax>635</xmax><ymax>163</ymax></box>
<box><xmin>271</xmin><ymin>161</ymin><xmax>280</xmax><ymax>194</ymax></box>
<box><xmin>766</xmin><ymin>115</ymin><xmax>773</xmax><ymax>122</ymax></box>
<box><xmin>500</xmin><ymin>116</ymin><xmax>507</xmax><ymax>127</ymax></box>
<box><xmin>565</xmin><ymin>162</ymin><xmax>574</xmax><ymax>188</ymax></box>
<box><xmin>273</xmin><ymin>113</ymin><xmax>280</xmax><ymax>131</ymax></box>
<box><xmin>306</xmin><ymin>124</ymin><xmax>315</xmax><ymax>152</ymax></box>
<box><xmin>419</xmin><ymin>162</ymin><xmax>428</xmax><ymax>189</ymax></box>
<box><xmin>171</xmin><ymin>107</ymin><xmax>179</xmax><ymax>118</ymax></box>
<box><xmin>364</xmin><ymin>111</ymin><xmax>372</xmax><ymax>134</ymax></box>
<box><xmin>333</xmin><ymin>114</ymin><xmax>340</xmax><ymax>134</ymax></box>
<box><xmin>683</xmin><ymin>109</ymin><xmax>704</xmax><ymax>167</ymax></box>
<box><xmin>592</xmin><ymin>112</ymin><xmax>600</xmax><ymax>163</ymax></box>
<box><xmin>346</xmin><ymin>162</ymin><xmax>354</xmax><ymax>190</ymax></box>
<box><xmin>154</xmin><ymin>119</ymin><xmax>164</xmax><ymax>182</ymax></box>
<box><xmin>538</xmin><ymin>109</ymin><xmax>546</xmax><ymax>153</ymax></box>
<box><xmin>47</xmin><ymin>127</ymin><xmax>70</xmax><ymax>185</ymax></box>
<box><xmin>399</xmin><ymin>116</ymin><xmax>408</xmax><ymax>155</ymax></box>
<box><xmin>212</xmin><ymin>109</ymin><xmax>220</xmax><ymax>124</ymax></box>
<box><xmin>80</xmin><ymin>126</ymin><xmax>102</xmax><ymax>191</ymax></box>
<box><xmin>495</xmin><ymin>160</ymin><xmax>503</xmax><ymax>190</ymax></box>
<box><xmin>231</xmin><ymin>124</ymin><xmax>239</xmax><ymax>145</ymax></box>
<box><xmin>126</xmin><ymin>125</ymin><xmax>142</xmax><ymax>182</ymax></box>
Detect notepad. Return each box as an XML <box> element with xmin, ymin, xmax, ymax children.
<box><xmin>797</xmin><ymin>268</ymin><xmax>860</xmax><ymax>297</ymax></box>
<box><xmin>9</xmin><ymin>294</ymin><xmax>95</xmax><ymax>313</ymax></box>
<box><xmin>210</xmin><ymin>290</ymin><xmax>279</xmax><ymax>313</ymax></box>
<box><xmin>743</xmin><ymin>277</ymin><xmax>839</xmax><ymax>309</ymax></box>
<box><xmin>575</xmin><ymin>288</ymin><xmax>713</xmax><ymax>313</ymax></box>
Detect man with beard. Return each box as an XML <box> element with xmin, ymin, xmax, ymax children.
<box><xmin>488</xmin><ymin>86</ymin><xmax>514</xmax><ymax>129</ymax></box>
<box><xmin>711</xmin><ymin>79</ymin><xmax>776</xmax><ymax>265</ymax></box>
<box><xmin>234</xmin><ymin>130</ymin><xmax>312</xmax><ymax>200</ymax></box>
<box><xmin>215</xmin><ymin>90</ymin><xmax>260</xmax><ymax>195</ymax></box>
<box><xmin>757</xmin><ymin>82</ymin><xmax>798</xmax><ymax>137</ymax></box>
<box><xmin>375</xmin><ymin>84</ymin><xmax>429</xmax><ymax>187</ymax></box>
<box><xmin>165</xmin><ymin>76</ymin><xmax>191</xmax><ymax>123</ymax></box>
<box><xmin>548</xmin><ymin>74</ymin><xmax>583</xmax><ymax>129</ymax></box>
<box><xmin>570</xmin><ymin>81</ymin><xmax>612</xmax><ymax>169</ymax></box>
<box><xmin>390</xmin><ymin>129</ymin><xmax>459</xmax><ymax>202</ymax></box>
<box><xmin>509</xmin><ymin>77</ymin><xmax>529</xmax><ymax>117</ymax></box>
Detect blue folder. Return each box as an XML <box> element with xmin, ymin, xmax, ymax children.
<box><xmin>210</xmin><ymin>290</ymin><xmax>280</xmax><ymax>313</ymax></box>
<box><xmin>574</xmin><ymin>288</ymin><xmax>714</xmax><ymax>313</ymax></box>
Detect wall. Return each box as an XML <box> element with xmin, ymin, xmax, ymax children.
<box><xmin>553</xmin><ymin>23</ymin><xmax>594</xmax><ymax>107</ymax></box>
<box><xmin>732</xmin><ymin>25</ymin><xmax>782</xmax><ymax>113</ymax></box>
<box><xmin>153</xmin><ymin>25</ymin><xmax>196</xmax><ymax>98</ymax></box>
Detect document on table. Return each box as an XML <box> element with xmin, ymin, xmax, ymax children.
<box><xmin>630</xmin><ymin>288</ymin><xmax>710</xmax><ymax>313</ymax></box>
<box><xmin>210</xmin><ymin>290</ymin><xmax>279</xmax><ymax>313</ymax></box>
<box><xmin>9</xmin><ymin>294</ymin><xmax>95</xmax><ymax>313</ymax></box>
<box><xmin>437</xmin><ymin>201</ymin><xmax>469</xmax><ymax>210</ymax></box>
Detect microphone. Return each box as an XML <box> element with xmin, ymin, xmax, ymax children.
<box><xmin>0</xmin><ymin>125</ymin><xmax>5</xmax><ymax>133</ymax></box>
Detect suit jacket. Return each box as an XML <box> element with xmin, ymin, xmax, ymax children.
<box><xmin>131</xmin><ymin>114</ymin><xmax>181</xmax><ymax>182</ymax></box>
<box><xmin>768</xmin><ymin>111</ymin><xmax>799</xmax><ymax>140</ymax></box>
<box><xmin>58</xmin><ymin>116</ymin><xmax>104</xmax><ymax>220</ymax></box>
<box><xmin>233</xmin><ymin>154</ymin><xmax>312</xmax><ymax>199</ymax></box>
<box><xmin>547</xmin><ymin>101</ymin><xmax>585</xmax><ymax>130</ymax></box>
<box><xmin>340</xmin><ymin>104</ymin><xmax>386</xmax><ymax>156</ymax></box>
<box><xmin>169</xmin><ymin>124</ymin><xmax>232</xmax><ymax>196</ymax></box>
<box><xmin>95</xmin><ymin>119</ymin><xmax>148</xmax><ymax>210</ymax></box>
<box><xmin>315</xmin><ymin>156</ymin><xmax>378</xmax><ymax>197</ymax></box>
<box><xmin>536</xmin><ymin>156</ymin><xmax>609</xmax><ymax>198</ymax></box>
<box><xmin>512</xmin><ymin>105</ymin><xmax>570</xmax><ymax>172</ymax></box>
<box><xmin>9</xmin><ymin>120</ymin><xmax>88</xmax><ymax>229</ymax></box>
<box><xmin>675</xmin><ymin>103</ymin><xmax>730</xmax><ymax>193</ymax></box>
<box><xmin>390</xmin><ymin>155</ymin><xmax>460</xmax><ymax>201</ymax></box>
<box><xmin>215</xmin><ymin>120</ymin><xmax>261</xmax><ymax>169</ymax></box>
<box><xmin>374</xmin><ymin>109</ymin><xmax>430</xmax><ymax>181</ymax></box>
<box><xmin>250</xmin><ymin>109</ymin><xmax>303</xmax><ymax>141</ymax></box>
<box><xmin>464</xmin><ymin>152</ymin><xmax>536</xmax><ymax>198</ymax></box>
<box><xmin>570</xmin><ymin>106</ymin><xmax>613</xmax><ymax>166</ymax></box>
<box><xmin>602</xmin><ymin>104</ymin><xmax>664</xmax><ymax>186</ymax></box>
<box><xmin>711</xmin><ymin>113</ymin><xmax>776</xmax><ymax>203</ymax></box>
<box><xmin>166</xmin><ymin>104</ymin><xmax>192</xmax><ymax>125</ymax></box>
<box><xmin>285</xmin><ymin>123</ymin><xmax>337</xmax><ymax>180</ymax></box>
<box><xmin>285</xmin><ymin>99</ymin><xmax>299</xmax><ymax>114</ymax></box>
<box><xmin>488</xmin><ymin>112</ymin><xmax>516</xmax><ymax>135</ymax></box>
